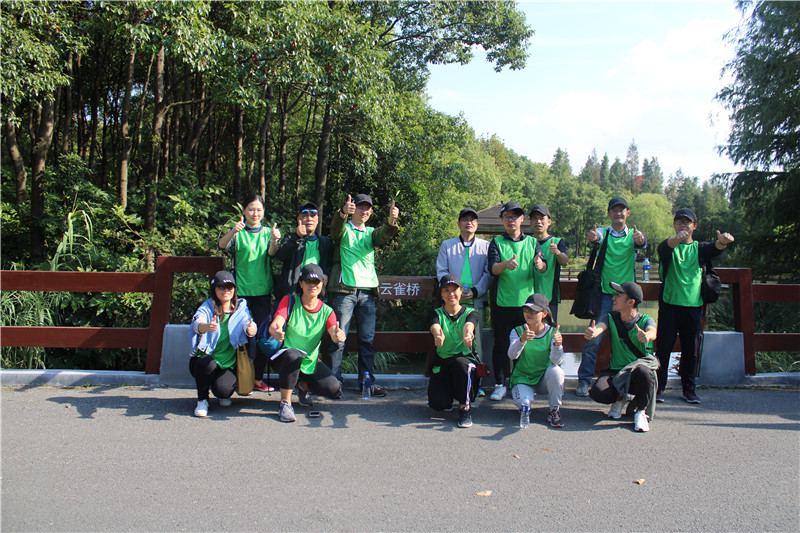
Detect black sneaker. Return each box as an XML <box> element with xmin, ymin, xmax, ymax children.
<box><xmin>296</xmin><ymin>387</ymin><xmax>313</xmax><ymax>407</ymax></box>
<box><xmin>370</xmin><ymin>385</ymin><xmax>387</xmax><ymax>397</ymax></box>
<box><xmin>656</xmin><ymin>391</ymin><xmax>665</xmax><ymax>403</ymax></box>
<box><xmin>458</xmin><ymin>408</ymin><xmax>473</xmax><ymax>428</ymax></box>
<box><xmin>682</xmin><ymin>388</ymin><xmax>701</xmax><ymax>404</ymax></box>
<box><xmin>548</xmin><ymin>407</ymin><xmax>564</xmax><ymax>428</ymax></box>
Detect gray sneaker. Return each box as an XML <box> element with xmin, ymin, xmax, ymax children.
<box><xmin>279</xmin><ymin>401</ymin><xmax>296</xmax><ymax>422</ymax></box>
<box><xmin>575</xmin><ymin>382</ymin><xmax>590</xmax><ymax>397</ymax></box>
<box><xmin>296</xmin><ymin>387</ymin><xmax>313</xmax><ymax>407</ymax></box>
<box><xmin>608</xmin><ymin>398</ymin><xmax>628</xmax><ymax>419</ymax></box>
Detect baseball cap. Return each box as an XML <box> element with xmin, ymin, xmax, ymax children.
<box><xmin>352</xmin><ymin>193</ymin><xmax>373</xmax><ymax>207</ymax></box>
<box><xmin>523</xmin><ymin>293</ymin><xmax>555</xmax><ymax>326</ymax></box>
<box><xmin>299</xmin><ymin>264</ymin><xmax>324</xmax><ymax>282</ymax></box>
<box><xmin>674</xmin><ymin>207</ymin><xmax>697</xmax><ymax>223</ymax></box>
<box><xmin>529</xmin><ymin>204</ymin><xmax>551</xmax><ymax>218</ymax></box>
<box><xmin>500</xmin><ymin>201</ymin><xmax>524</xmax><ymax>217</ymax></box>
<box><xmin>610</xmin><ymin>281</ymin><xmax>643</xmax><ymax>305</ymax></box>
<box><xmin>211</xmin><ymin>271</ymin><xmax>236</xmax><ymax>288</ymax></box>
<box><xmin>438</xmin><ymin>274</ymin><xmax>463</xmax><ymax>290</ymax></box>
<box><xmin>607</xmin><ymin>197</ymin><xmax>629</xmax><ymax>211</ymax></box>
<box><xmin>458</xmin><ymin>208</ymin><xmax>478</xmax><ymax>220</ymax></box>
<box><xmin>298</xmin><ymin>201</ymin><xmax>318</xmax><ymax>213</ymax></box>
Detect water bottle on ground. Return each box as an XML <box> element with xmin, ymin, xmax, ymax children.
<box><xmin>643</xmin><ymin>257</ymin><xmax>651</xmax><ymax>282</ymax></box>
<box><xmin>520</xmin><ymin>395</ymin><xmax>531</xmax><ymax>428</ymax></box>
<box><xmin>362</xmin><ymin>372</ymin><xmax>371</xmax><ymax>400</ymax></box>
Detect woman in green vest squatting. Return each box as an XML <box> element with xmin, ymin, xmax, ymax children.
<box><xmin>427</xmin><ymin>274</ymin><xmax>481</xmax><ymax>428</ymax></box>
<box><xmin>218</xmin><ymin>194</ymin><xmax>280</xmax><ymax>393</ymax></box>
<box><xmin>189</xmin><ymin>271</ymin><xmax>257</xmax><ymax>417</ymax></box>
<box><xmin>267</xmin><ymin>264</ymin><xmax>345</xmax><ymax>422</ymax></box>
<box><xmin>585</xmin><ymin>282</ymin><xmax>658</xmax><ymax>432</ymax></box>
<box><xmin>508</xmin><ymin>293</ymin><xmax>565</xmax><ymax>428</ymax></box>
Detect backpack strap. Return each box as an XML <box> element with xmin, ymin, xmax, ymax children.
<box><xmin>610</xmin><ymin>311</ymin><xmax>646</xmax><ymax>359</ymax></box>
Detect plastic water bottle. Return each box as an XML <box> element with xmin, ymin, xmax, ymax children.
<box><xmin>519</xmin><ymin>396</ymin><xmax>531</xmax><ymax>428</ymax></box>
<box><xmin>362</xmin><ymin>373</ymin><xmax>371</xmax><ymax>400</ymax></box>
<box><xmin>643</xmin><ymin>257</ymin><xmax>651</xmax><ymax>282</ymax></box>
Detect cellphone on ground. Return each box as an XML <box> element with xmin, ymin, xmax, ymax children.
<box><xmin>308</xmin><ymin>411</ymin><xmax>321</xmax><ymax>418</ymax></box>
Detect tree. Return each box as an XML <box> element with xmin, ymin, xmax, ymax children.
<box><xmin>640</xmin><ymin>157</ymin><xmax>664</xmax><ymax>194</ymax></box>
<box><xmin>628</xmin><ymin>193</ymin><xmax>674</xmax><ymax>258</ymax></box>
<box><xmin>624</xmin><ymin>139</ymin><xmax>640</xmax><ymax>194</ymax></box>
<box><xmin>578</xmin><ymin>148</ymin><xmax>601</xmax><ymax>184</ymax></box>
<box><xmin>716</xmin><ymin>0</ymin><xmax>800</xmax><ymax>280</ymax></box>
<box><xmin>599</xmin><ymin>153</ymin><xmax>610</xmax><ymax>187</ymax></box>
<box><xmin>549</xmin><ymin>147</ymin><xmax>572</xmax><ymax>181</ymax></box>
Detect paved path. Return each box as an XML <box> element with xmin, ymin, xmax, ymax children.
<box><xmin>2</xmin><ymin>385</ymin><xmax>798</xmax><ymax>532</ymax></box>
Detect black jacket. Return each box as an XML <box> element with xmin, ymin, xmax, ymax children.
<box><xmin>274</xmin><ymin>233</ymin><xmax>334</xmax><ymax>301</ymax></box>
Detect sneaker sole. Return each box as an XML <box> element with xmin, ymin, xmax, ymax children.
<box><xmin>458</xmin><ymin>421</ymin><xmax>473</xmax><ymax>428</ymax></box>
<box><xmin>682</xmin><ymin>396</ymin><xmax>701</xmax><ymax>404</ymax></box>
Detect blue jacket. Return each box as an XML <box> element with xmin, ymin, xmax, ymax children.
<box><xmin>189</xmin><ymin>298</ymin><xmax>253</xmax><ymax>356</ymax></box>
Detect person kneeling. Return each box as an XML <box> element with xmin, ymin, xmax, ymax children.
<box><xmin>508</xmin><ymin>294</ymin><xmax>565</xmax><ymax>428</ymax></box>
<box><xmin>427</xmin><ymin>275</ymin><xmax>481</xmax><ymax>428</ymax></box>
<box><xmin>268</xmin><ymin>264</ymin><xmax>345</xmax><ymax>423</ymax></box>
<box><xmin>585</xmin><ymin>282</ymin><xmax>658</xmax><ymax>432</ymax></box>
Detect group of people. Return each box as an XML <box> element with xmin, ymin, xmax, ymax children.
<box><xmin>188</xmin><ymin>192</ymin><xmax>735</xmax><ymax>432</ymax></box>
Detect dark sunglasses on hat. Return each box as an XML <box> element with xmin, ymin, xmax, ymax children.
<box><xmin>300</xmin><ymin>209</ymin><xmax>319</xmax><ymax>217</ymax></box>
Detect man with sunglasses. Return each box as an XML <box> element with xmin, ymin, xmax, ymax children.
<box><xmin>274</xmin><ymin>202</ymin><xmax>334</xmax><ymax>303</ymax></box>
<box><xmin>327</xmin><ymin>193</ymin><xmax>400</xmax><ymax>396</ymax></box>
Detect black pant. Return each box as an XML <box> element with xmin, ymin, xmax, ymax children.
<box><xmin>189</xmin><ymin>355</ymin><xmax>237</xmax><ymax>401</ymax></box>
<box><xmin>272</xmin><ymin>349</ymin><xmax>342</xmax><ymax>399</ymax></box>
<box><xmin>427</xmin><ymin>356</ymin><xmax>478</xmax><ymax>410</ymax></box>
<box><xmin>491</xmin><ymin>305</ymin><xmax>525</xmax><ymax>384</ymax></box>
<box><xmin>240</xmin><ymin>295</ymin><xmax>272</xmax><ymax>380</ymax></box>
<box><xmin>656</xmin><ymin>304</ymin><xmax>703</xmax><ymax>392</ymax></box>
<box><xmin>589</xmin><ymin>367</ymin><xmax>656</xmax><ymax>412</ymax></box>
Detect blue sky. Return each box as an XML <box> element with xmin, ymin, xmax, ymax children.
<box><xmin>425</xmin><ymin>1</ymin><xmax>744</xmax><ymax>182</ymax></box>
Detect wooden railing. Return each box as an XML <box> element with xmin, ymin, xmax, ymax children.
<box><xmin>1</xmin><ymin>262</ymin><xmax>797</xmax><ymax>376</ymax></box>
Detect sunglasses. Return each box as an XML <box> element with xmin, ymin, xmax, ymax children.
<box><xmin>300</xmin><ymin>209</ymin><xmax>319</xmax><ymax>217</ymax></box>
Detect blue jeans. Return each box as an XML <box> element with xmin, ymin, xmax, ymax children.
<box><xmin>578</xmin><ymin>292</ymin><xmax>614</xmax><ymax>385</ymax></box>
<box><xmin>327</xmin><ymin>290</ymin><xmax>376</xmax><ymax>381</ymax></box>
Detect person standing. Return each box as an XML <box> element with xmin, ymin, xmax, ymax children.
<box><xmin>655</xmin><ymin>208</ymin><xmax>735</xmax><ymax>404</ymax></box>
<box><xmin>427</xmin><ymin>275</ymin><xmax>481</xmax><ymax>428</ymax></box>
<box><xmin>217</xmin><ymin>194</ymin><xmax>280</xmax><ymax>393</ymax></box>
<box><xmin>487</xmin><ymin>201</ymin><xmax>546</xmax><ymax>401</ymax></box>
<box><xmin>528</xmin><ymin>204</ymin><xmax>569</xmax><ymax>322</ymax></box>
<box><xmin>436</xmin><ymin>207</ymin><xmax>490</xmax><ymax>380</ymax></box>
<box><xmin>273</xmin><ymin>202</ymin><xmax>334</xmax><ymax>303</ymax></box>
<box><xmin>576</xmin><ymin>197</ymin><xmax>646</xmax><ymax>397</ymax></box>
<box><xmin>327</xmin><ymin>193</ymin><xmax>400</xmax><ymax>396</ymax></box>
<box><xmin>586</xmin><ymin>282</ymin><xmax>658</xmax><ymax>432</ymax></box>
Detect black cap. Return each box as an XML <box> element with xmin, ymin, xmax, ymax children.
<box><xmin>608</xmin><ymin>197</ymin><xmax>629</xmax><ymax>211</ymax></box>
<box><xmin>610</xmin><ymin>281</ymin><xmax>643</xmax><ymax>305</ymax></box>
<box><xmin>529</xmin><ymin>204</ymin><xmax>551</xmax><ymax>218</ymax></box>
<box><xmin>352</xmin><ymin>193</ymin><xmax>373</xmax><ymax>207</ymax></box>
<box><xmin>211</xmin><ymin>270</ymin><xmax>236</xmax><ymax>287</ymax></box>
<box><xmin>458</xmin><ymin>208</ymin><xmax>478</xmax><ymax>220</ymax></box>
<box><xmin>500</xmin><ymin>201</ymin><xmax>524</xmax><ymax>217</ymax></box>
<box><xmin>299</xmin><ymin>264</ymin><xmax>324</xmax><ymax>282</ymax></box>
<box><xmin>674</xmin><ymin>207</ymin><xmax>697</xmax><ymax>223</ymax></box>
<box><xmin>523</xmin><ymin>293</ymin><xmax>555</xmax><ymax>326</ymax></box>
<box><xmin>298</xmin><ymin>202</ymin><xmax>318</xmax><ymax>213</ymax></box>
<box><xmin>438</xmin><ymin>274</ymin><xmax>463</xmax><ymax>290</ymax></box>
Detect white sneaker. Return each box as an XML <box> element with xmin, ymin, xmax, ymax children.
<box><xmin>575</xmin><ymin>382</ymin><xmax>590</xmax><ymax>397</ymax></box>
<box><xmin>219</xmin><ymin>398</ymin><xmax>232</xmax><ymax>407</ymax></box>
<box><xmin>194</xmin><ymin>399</ymin><xmax>209</xmax><ymax>417</ymax></box>
<box><xmin>634</xmin><ymin>410</ymin><xmax>650</xmax><ymax>432</ymax></box>
<box><xmin>608</xmin><ymin>398</ymin><xmax>627</xmax><ymax>419</ymax></box>
<box><xmin>490</xmin><ymin>385</ymin><xmax>507</xmax><ymax>401</ymax></box>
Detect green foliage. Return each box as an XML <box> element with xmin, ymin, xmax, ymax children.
<box><xmin>628</xmin><ymin>193</ymin><xmax>674</xmax><ymax>258</ymax></box>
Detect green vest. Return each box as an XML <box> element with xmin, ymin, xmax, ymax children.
<box><xmin>432</xmin><ymin>307</ymin><xmax>473</xmax><ymax>373</ymax></box>
<box><xmin>493</xmin><ymin>235</ymin><xmax>536</xmax><ymax>307</ymax></box>
<box><xmin>601</xmin><ymin>230</ymin><xmax>636</xmax><ymax>294</ymax></box>
<box><xmin>534</xmin><ymin>236</ymin><xmax>561</xmax><ymax>303</ymax></box>
<box><xmin>662</xmin><ymin>241</ymin><xmax>703</xmax><ymax>307</ymax></box>
<box><xmin>608</xmin><ymin>312</ymin><xmax>654</xmax><ymax>371</ymax></box>
<box><xmin>284</xmin><ymin>295</ymin><xmax>333</xmax><ymax>375</ymax></box>
<box><xmin>302</xmin><ymin>238</ymin><xmax>321</xmax><ymax>267</ymax></box>
<box><xmin>340</xmin><ymin>224</ymin><xmax>379</xmax><ymax>288</ymax></box>
<box><xmin>509</xmin><ymin>325</ymin><xmax>556</xmax><ymax>388</ymax></box>
<box><xmin>210</xmin><ymin>313</ymin><xmax>236</xmax><ymax>370</ymax></box>
<box><xmin>234</xmin><ymin>228</ymin><xmax>274</xmax><ymax>296</ymax></box>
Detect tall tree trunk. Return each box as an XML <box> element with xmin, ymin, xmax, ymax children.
<box><xmin>4</xmin><ymin>115</ymin><xmax>28</xmax><ymax>204</ymax></box>
<box><xmin>258</xmin><ymin>84</ymin><xmax>273</xmax><ymax>199</ymax></box>
<box><xmin>293</xmin><ymin>98</ymin><xmax>317</xmax><ymax>209</ymax></box>
<box><xmin>87</xmin><ymin>41</ymin><xmax>102</xmax><ymax>174</ymax></box>
<box><xmin>134</xmin><ymin>51</ymin><xmax>155</xmax><ymax>189</ymax></box>
<box><xmin>278</xmin><ymin>88</ymin><xmax>290</xmax><ymax>196</ymax></box>
<box><xmin>119</xmin><ymin>47</ymin><xmax>135</xmax><ymax>210</ymax></box>
<box><xmin>75</xmin><ymin>54</ymin><xmax>86</xmax><ymax>159</ymax></box>
<box><xmin>234</xmin><ymin>104</ymin><xmax>244</xmax><ymax>202</ymax></box>
<box><xmin>144</xmin><ymin>46</ymin><xmax>165</xmax><ymax>269</ymax></box>
<box><xmin>313</xmin><ymin>103</ymin><xmax>333</xmax><ymax>223</ymax></box>
<box><xmin>60</xmin><ymin>51</ymin><xmax>73</xmax><ymax>155</ymax></box>
<box><xmin>30</xmin><ymin>95</ymin><xmax>56</xmax><ymax>262</ymax></box>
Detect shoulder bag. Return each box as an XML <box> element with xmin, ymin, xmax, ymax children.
<box><xmin>236</xmin><ymin>345</ymin><xmax>255</xmax><ymax>396</ymax></box>
<box><xmin>701</xmin><ymin>257</ymin><xmax>722</xmax><ymax>304</ymax></box>
<box><xmin>570</xmin><ymin>230</ymin><xmax>610</xmax><ymax>319</ymax></box>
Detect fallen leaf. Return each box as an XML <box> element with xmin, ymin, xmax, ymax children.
<box><xmin>65</xmin><ymin>405</ymin><xmax>70</xmax><ymax>408</ymax></box>
<box><xmin>512</xmin><ymin>454</ymin><xmax>520</xmax><ymax>459</ymax></box>
<box><xmin>540</xmin><ymin>448</ymin><xmax>552</xmax><ymax>452</ymax></box>
<box><xmin>475</xmin><ymin>491</ymin><xmax>493</xmax><ymax>497</ymax></box>
<box><xmin>634</xmin><ymin>479</ymin><xmax>646</xmax><ymax>485</ymax></box>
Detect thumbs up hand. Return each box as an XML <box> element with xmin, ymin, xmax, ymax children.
<box><xmin>633</xmin><ymin>225</ymin><xmax>645</xmax><ymax>246</ymax></box>
<box><xmin>534</xmin><ymin>252</ymin><xmax>546</xmax><ymax>272</ymax></box>
<box><xmin>506</xmin><ymin>253</ymin><xmax>518</xmax><ymax>271</ymax></box>
<box><xmin>207</xmin><ymin>315</ymin><xmax>219</xmax><ymax>333</ymax></box>
<box><xmin>549</xmin><ymin>239</ymin><xmax>559</xmax><ymax>255</ymax></box>
<box><xmin>332</xmin><ymin>321</ymin><xmax>346</xmax><ymax>343</ymax></box>
<box><xmin>388</xmin><ymin>199</ymin><xmax>399</xmax><ymax>225</ymax></box>
<box><xmin>271</xmin><ymin>222</ymin><xmax>281</xmax><ymax>242</ymax></box>
<box><xmin>717</xmin><ymin>230</ymin><xmax>735</xmax><ymax>246</ymax></box>
<box><xmin>234</xmin><ymin>216</ymin><xmax>246</xmax><ymax>233</ymax></box>
<box><xmin>521</xmin><ymin>323</ymin><xmax>535</xmax><ymax>342</ymax></box>
<box><xmin>635</xmin><ymin>323</ymin><xmax>648</xmax><ymax>344</ymax></box>
<box><xmin>462</xmin><ymin>328</ymin><xmax>474</xmax><ymax>348</ymax></box>
<box><xmin>587</xmin><ymin>224</ymin><xmax>599</xmax><ymax>243</ymax></box>
<box><xmin>584</xmin><ymin>319</ymin><xmax>599</xmax><ymax>340</ymax></box>
<box><xmin>342</xmin><ymin>194</ymin><xmax>355</xmax><ymax>216</ymax></box>
<box><xmin>246</xmin><ymin>319</ymin><xmax>257</xmax><ymax>337</ymax></box>
<box><xmin>553</xmin><ymin>325</ymin><xmax>562</xmax><ymax>347</ymax></box>
<box><xmin>269</xmin><ymin>320</ymin><xmax>285</xmax><ymax>343</ymax></box>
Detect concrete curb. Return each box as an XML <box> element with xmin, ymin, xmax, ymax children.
<box><xmin>2</xmin><ymin>369</ymin><xmax>798</xmax><ymax>389</ymax></box>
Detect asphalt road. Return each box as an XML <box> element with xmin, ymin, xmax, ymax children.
<box><xmin>2</xmin><ymin>385</ymin><xmax>798</xmax><ymax>532</ymax></box>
